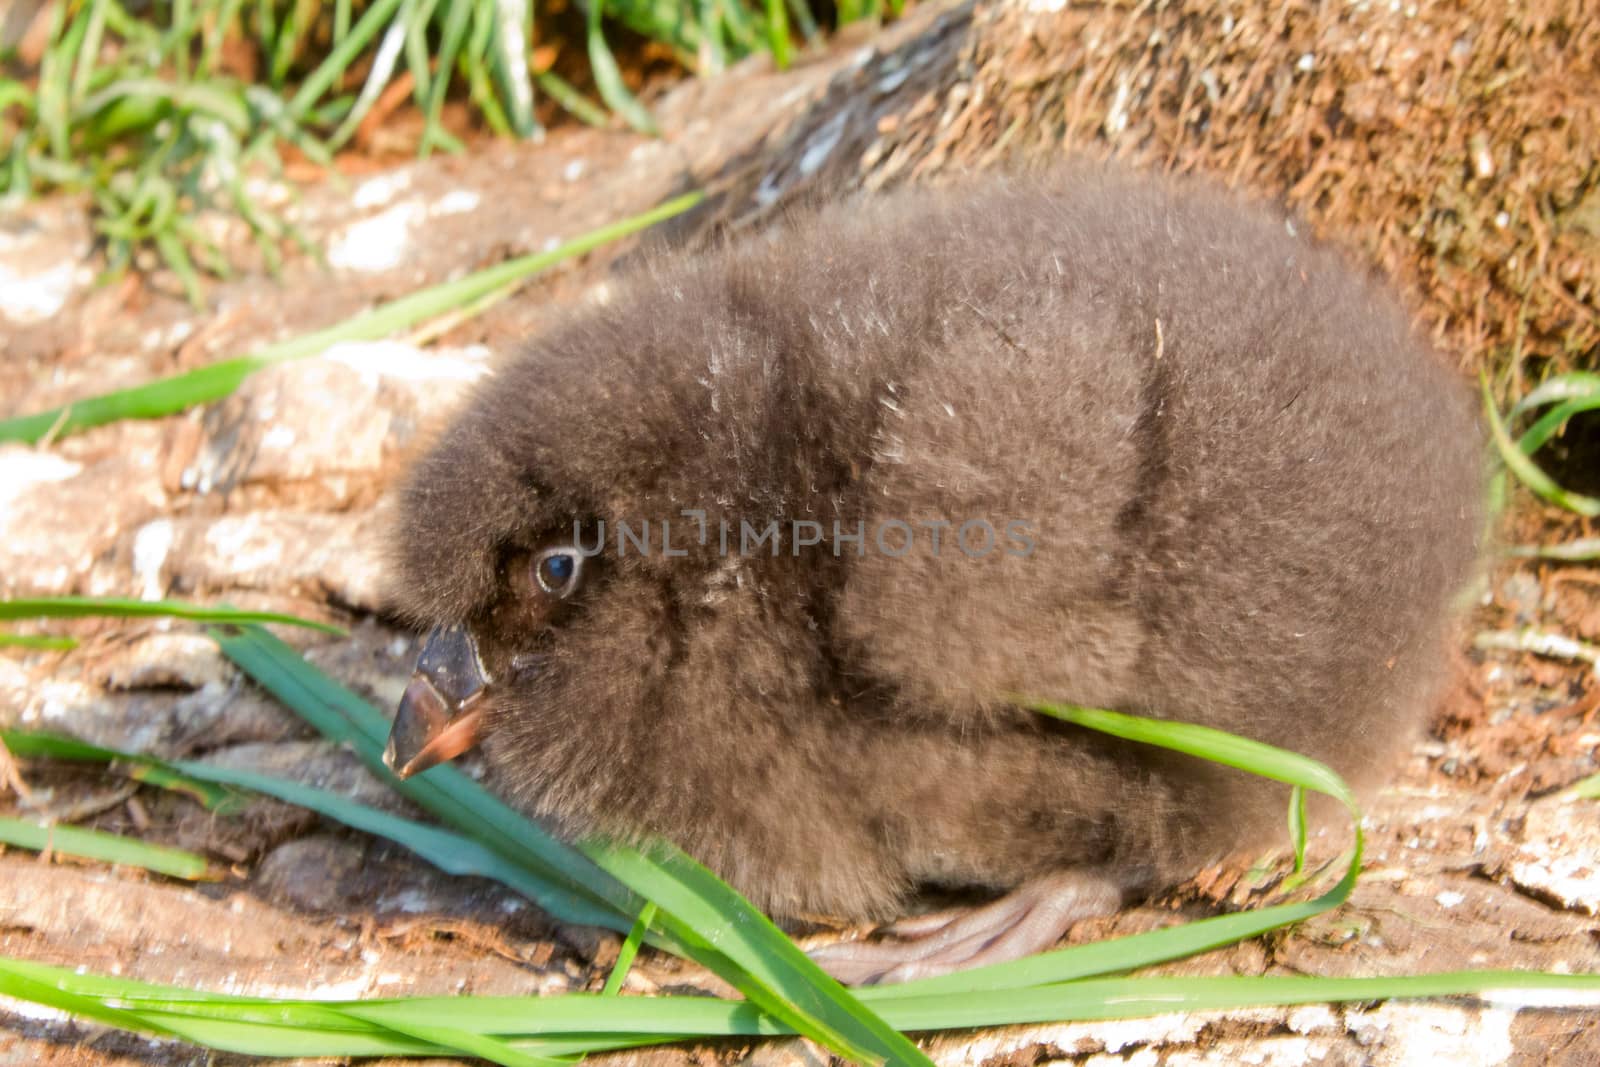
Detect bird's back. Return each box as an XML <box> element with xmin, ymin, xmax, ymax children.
<box><xmin>814</xmin><ymin>173</ymin><xmax>1483</xmax><ymax>816</ymax></box>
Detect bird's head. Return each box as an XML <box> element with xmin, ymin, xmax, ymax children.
<box><xmin>372</xmin><ymin>271</ymin><xmax>834</xmax><ymax>805</ymax></box>
<box><xmin>382</xmin><ymin>535</ymin><xmax>596</xmax><ymax>778</ymax></box>
<box><xmin>376</xmin><ymin>375</ymin><xmax>706</xmax><ymax>798</ymax></box>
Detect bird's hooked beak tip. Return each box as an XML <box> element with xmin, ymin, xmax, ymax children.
<box><xmin>384</xmin><ymin>625</ymin><xmax>491</xmax><ymax>779</ymax></box>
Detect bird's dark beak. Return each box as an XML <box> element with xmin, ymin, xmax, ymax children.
<box><xmin>384</xmin><ymin>624</ymin><xmax>492</xmax><ymax>779</ymax></box>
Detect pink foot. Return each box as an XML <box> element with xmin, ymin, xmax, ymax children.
<box><xmin>808</xmin><ymin>870</ymin><xmax>1124</xmax><ymax>985</ymax></box>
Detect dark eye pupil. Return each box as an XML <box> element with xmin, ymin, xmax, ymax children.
<box><xmin>545</xmin><ymin>554</ymin><xmax>574</xmax><ymax>582</ymax></box>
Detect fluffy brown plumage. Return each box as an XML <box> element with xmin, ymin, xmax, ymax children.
<box><xmin>385</xmin><ymin>170</ymin><xmax>1484</xmax><ymax>979</ymax></box>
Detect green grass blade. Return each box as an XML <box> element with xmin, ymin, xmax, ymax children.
<box><xmin>74</xmin><ymin>78</ymin><xmax>252</xmax><ymax>134</ymax></box>
<box><xmin>0</xmin><ymin>192</ymin><xmax>703</xmax><ymax>445</ymax></box>
<box><xmin>1507</xmin><ymin>371</ymin><xmax>1600</xmax><ymax>420</ymax></box>
<box><xmin>419</xmin><ymin>0</ymin><xmax>473</xmax><ymax>157</ymax></box>
<box><xmin>285</xmin><ymin>0</ymin><xmax>408</xmax><ymax>121</ymax></box>
<box><xmin>34</xmin><ymin>3</ymin><xmax>72</xmax><ymax>159</ymax></box>
<box><xmin>68</xmin><ymin>0</ymin><xmax>111</xmax><ymax>105</ymax></box>
<box><xmin>1483</xmin><ymin>374</ymin><xmax>1600</xmax><ymax>517</ymax></box>
<box><xmin>401</xmin><ymin>0</ymin><xmax>442</xmax><ymax>128</ymax></box>
<box><xmin>198</xmin><ymin>0</ymin><xmax>248</xmax><ymax>73</ymax></box>
<box><xmin>486</xmin><ymin>0</ymin><xmax>538</xmax><ymax>137</ymax></box>
<box><xmin>603</xmin><ymin>901</ymin><xmax>658</xmax><ymax>995</ymax></box>
<box><xmin>0</xmin><ymin>816</ymin><xmax>210</xmax><ymax>880</ymax></box>
<box><xmin>695</xmin><ymin>0</ymin><xmax>728</xmax><ymax>73</ymax></box>
<box><xmin>1518</xmin><ymin>394</ymin><xmax>1600</xmax><ymax>456</ymax></box>
<box><xmin>1564</xmin><ymin>773</ymin><xmax>1600</xmax><ymax>800</ymax></box>
<box><xmin>133</xmin><ymin>1012</ymin><xmax>448</xmax><ymax>1057</ymax></box>
<box><xmin>1</xmin><ymin>727</ymin><xmax>249</xmax><ymax>813</ymax></box>
<box><xmin>784</xmin><ymin>0</ymin><xmax>821</xmax><ymax>42</ymax></box>
<box><xmin>0</xmin><ymin>357</ymin><xmax>265</xmax><ymax>444</ymax></box>
<box><xmin>1024</xmin><ymin>701</ymin><xmax>1358</xmax><ymax>809</ymax></box>
<box><xmin>0</xmin><ymin>966</ymin><xmax>186</xmax><ymax>1044</ymax></box>
<box><xmin>154</xmin><ymin>226</ymin><xmax>206</xmax><ymax>308</ymax></box>
<box><xmin>587</xmin><ymin>1</ymin><xmax>660</xmax><ymax>134</ymax></box>
<box><xmin>863</xmin><ymin>972</ymin><xmax>1600</xmax><ymax>1029</ymax></box>
<box><xmin>534</xmin><ymin>70</ymin><xmax>610</xmax><ymax>129</ymax></box>
<box><xmin>1288</xmin><ymin>784</ymin><xmax>1308</xmax><ymax>871</ymax></box>
<box><xmin>268</xmin><ymin>0</ymin><xmax>313</xmax><ymax>85</ymax></box>
<box><xmin>765</xmin><ymin>0</ymin><xmax>792</xmax><ymax>68</ymax></box>
<box><xmin>1505</xmin><ymin>537</ymin><xmax>1600</xmax><ymax>561</ymax></box>
<box><xmin>0</xmin><ymin>634</ymin><xmax>79</xmax><ymax>651</ymax></box>
<box><xmin>326</xmin><ymin>14</ymin><xmax>407</xmax><ymax>149</ymax></box>
<box><xmin>336</xmin><ymin>1013</ymin><xmax>570</xmax><ymax>1067</ymax></box>
<box><xmin>0</xmin><ymin>596</ymin><xmax>343</xmax><ymax>635</ymax></box>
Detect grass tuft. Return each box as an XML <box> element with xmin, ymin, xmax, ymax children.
<box><xmin>0</xmin><ymin>2</ymin><xmax>889</xmax><ymax>299</ymax></box>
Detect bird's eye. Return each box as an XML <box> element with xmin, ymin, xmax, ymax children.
<box><xmin>532</xmin><ymin>546</ymin><xmax>584</xmax><ymax>598</ymax></box>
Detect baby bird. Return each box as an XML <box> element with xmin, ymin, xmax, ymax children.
<box><xmin>382</xmin><ymin>171</ymin><xmax>1484</xmax><ymax>984</ymax></box>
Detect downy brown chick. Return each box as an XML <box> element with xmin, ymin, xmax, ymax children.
<box><xmin>382</xmin><ymin>171</ymin><xmax>1484</xmax><ymax>984</ymax></box>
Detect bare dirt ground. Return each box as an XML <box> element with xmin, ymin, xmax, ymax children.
<box><xmin>2</xmin><ymin>1</ymin><xmax>1597</xmax><ymax>1064</ymax></box>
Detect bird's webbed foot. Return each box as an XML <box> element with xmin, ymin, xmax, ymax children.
<box><xmin>807</xmin><ymin>869</ymin><xmax>1124</xmax><ymax>986</ymax></box>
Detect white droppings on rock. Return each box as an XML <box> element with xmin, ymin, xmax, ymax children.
<box><xmin>94</xmin><ymin>632</ymin><xmax>229</xmax><ymax>691</ymax></box>
<box><xmin>1344</xmin><ymin>1002</ymin><xmax>1514</xmax><ymax>1064</ymax></box>
<box><xmin>352</xmin><ymin>170</ymin><xmax>415</xmax><ymax>209</ymax></box>
<box><xmin>247</xmin><ymin>975</ymin><xmax>375</xmax><ymax>1000</ymax></box>
<box><xmin>376</xmin><ymin>887</ymin><xmax>435</xmax><ymax>914</ymax></box>
<box><xmin>875</xmin><ymin>65</ymin><xmax>912</xmax><ymax>94</ymax></box>
<box><xmin>0</xmin><ymin>448</ymin><xmax>82</xmax><ymax>514</ymax></box>
<box><xmin>434</xmin><ymin>188</ymin><xmax>481</xmax><ymax>215</ymax></box>
<box><xmin>0</xmin><ymin>998</ymin><xmax>71</xmax><ymax>1023</ymax></box>
<box><xmin>940</xmin><ymin>1014</ymin><xmax>1211</xmax><ymax>1065</ymax></box>
<box><xmin>325</xmin><ymin>339</ymin><xmax>490</xmax><ymax>385</ymax></box>
<box><xmin>166</xmin><ymin>510</ymin><xmax>388</xmax><ymax>611</ymax></box>
<box><xmin>327</xmin><ymin>200</ymin><xmax>426</xmax><ymax>272</ymax></box>
<box><xmin>1285</xmin><ymin>1004</ymin><xmax>1340</xmax><ymax>1036</ymax></box>
<box><xmin>1435</xmin><ymin>889</ymin><xmax>1466</xmax><ymax>908</ymax></box>
<box><xmin>204</xmin><ymin>514</ymin><xmax>285</xmax><ymax>574</ymax></box>
<box><xmin>1</xmin><ymin>450</ymin><xmax>165</xmax><ymax>596</ymax></box>
<box><xmin>1479</xmin><ymin>985</ymin><xmax>1600</xmax><ymax>1010</ymax></box>
<box><xmin>261</xmin><ymin>424</ymin><xmax>298</xmax><ymax>451</ymax></box>
<box><xmin>798</xmin><ymin>109</ymin><xmax>851</xmax><ymax>179</ymax></box>
<box><xmin>132</xmin><ymin>518</ymin><xmax>175</xmax><ymax>601</ymax></box>
<box><xmin>140</xmin><ymin>318</ymin><xmax>195</xmax><ymax>352</ymax></box>
<box><xmin>0</xmin><ymin>258</ymin><xmax>86</xmax><ymax>323</ymax></box>
<box><xmin>1105</xmin><ymin>74</ymin><xmax>1134</xmax><ymax>136</ymax></box>
<box><xmin>242</xmin><ymin>176</ymin><xmax>293</xmax><ymax>209</ymax></box>
<box><xmin>1505</xmin><ymin>795</ymin><xmax>1600</xmax><ymax>915</ymax></box>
